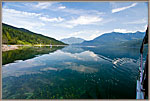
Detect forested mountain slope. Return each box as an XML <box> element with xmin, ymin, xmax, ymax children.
<box><xmin>2</xmin><ymin>23</ymin><xmax>66</xmax><ymax>45</ymax></box>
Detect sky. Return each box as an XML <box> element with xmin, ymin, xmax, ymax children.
<box><xmin>2</xmin><ymin>2</ymin><xmax>148</xmax><ymax>41</ymax></box>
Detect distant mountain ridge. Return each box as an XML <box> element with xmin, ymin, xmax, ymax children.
<box><xmin>61</xmin><ymin>37</ymin><xmax>85</xmax><ymax>44</ymax></box>
<box><xmin>81</xmin><ymin>31</ymin><xmax>145</xmax><ymax>46</ymax></box>
<box><xmin>2</xmin><ymin>23</ymin><xmax>66</xmax><ymax>45</ymax></box>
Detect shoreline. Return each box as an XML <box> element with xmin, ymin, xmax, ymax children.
<box><xmin>2</xmin><ymin>45</ymin><xmax>19</xmax><ymax>52</ymax></box>
<box><xmin>2</xmin><ymin>44</ymin><xmax>68</xmax><ymax>52</ymax></box>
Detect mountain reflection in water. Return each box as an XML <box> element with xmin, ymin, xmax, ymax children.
<box><xmin>2</xmin><ymin>45</ymin><xmax>145</xmax><ymax>99</ymax></box>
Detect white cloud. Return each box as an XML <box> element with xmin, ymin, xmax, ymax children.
<box><xmin>68</xmin><ymin>16</ymin><xmax>103</xmax><ymax>25</ymax></box>
<box><xmin>58</xmin><ymin>24</ymin><xmax>74</xmax><ymax>28</ymax></box>
<box><xmin>58</xmin><ymin>6</ymin><xmax>66</xmax><ymax>9</ymax></box>
<box><xmin>2</xmin><ymin>8</ymin><xmax>45</xmax><ymax>32</ymax></box>
<box><xmin>114</xmin><ymin>29</ymin><xmax>127</xmax><ymax>33</ymax></box>
<box><xmin>53</xmin><ymin>22</ymin><xmax>75</xmax><ymax>28</ymax></box>
<box><xmin>3</xmin><ymin>20</ymin><xmax>45</xmax><ymax>32</ymax></box>
<box><xmin>52</xmin><ymin>5</ymin><xmax>104</xmax><ymax>16</ymax></box>
<box><xmin>34</xmin><ymin>2</ymin><xmax>54</xmax><ymax>9</ymax></box>
<box><xmin>67</xmin><ymin>9</ymin><xmax>104</xmax><ymax>16</ymax></box>
<box><xmin>69</xmin><ymin>31</ymin><xmax>86</xmax><ymax>36</ymax></box>
<box><xmin>23</xmin><ymin>2</ymin><xmax>105</xmax><ymax>16</ymax></box>
<box><xmin>138</xmin><ymin>25</ymin><xmax>147</xmax><ymax>32</ymax></box>
<box><xmin>125</xmin><ymin>18</ymin><xmax>147</xmax><ymax>24</ymax></box>
<box><xmin>113</xmin><ymin>27</ymin><xmax>147</xmax><ymax>34</ymax></box>
<box><xmin>53</xmin><ymin>16</ymin><xmax>103</xmax><ymax>29</ymax></box>
<box><xmin>112</xmin><ymin>3</ymin><xmax>137</xmax><ymax>13</ymax></box>
<box><xmin>113</xmin><ymin>29</ymin><xmax>136</xmax><ymax>33</ymax></box>
<box><xmin>3</xmin><ymin>8</ymin><xmax>41</xmax><ymax>17</ymax></box>
<box><xmin>39</xmin><ymin>16</ymin><xmax>64</xmax><ymax>22</ymax></box>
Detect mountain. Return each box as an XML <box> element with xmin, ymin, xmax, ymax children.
<box><xmin>81</xmin><ymin>31</ymin><xmax>145</xmax><ymax>46</ymax></box>
<box><xmin>119</xmin><ymin>39</ymin><xmax>143</xmax><ymax>47</ymax></box>
<box><xmin>2</xmin><ymin>23</ymin><xmax>66</xmax><ymax>45</ymax></box>
<box><xmin>61</xmin><ymin>37</ymin><xmax>85</xmax><ymax>44</ymax></box>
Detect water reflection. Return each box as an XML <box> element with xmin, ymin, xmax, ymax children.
<box><xmin>2</xmin><ymin>46</ymin><xmax>65</xmax><ymax>65</ymax></box>
<box><xmin>3</xmin><ymin>48</ymin><xmax>104</xmax><ymax>78</ymax></box>
<box><xmin>2</xmin><ymin>45</ymin><xmax>141</xmax><ymax>78</ymax></box>
<box><xmin>63</xmin><ymin>62</ymin><xmax>98</xmax><ymax>73</ymax></box>
<box><xmin>2</xmin><ymin>45</ymin><xmax>142</xmax><ymax>99</ymax></box>
<box><xmin>61</xmin><ymin>45</ymin><xmax>85</xmax><ymax>54</ymax></box>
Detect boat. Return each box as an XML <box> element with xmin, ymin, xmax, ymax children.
<box><xmin>136</xmin><ymin>27</ymin><xmax>148</xmax><ymax>99</ymax></box>
<box><xmin>136</xmin><ymin>54</ymin><xmax>144</xmax><ymax>99</ymax></box>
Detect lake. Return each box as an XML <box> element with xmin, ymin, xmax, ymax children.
<box><xmin>2</xmin><ymin>45</ymin><xmax>147</xmax><ymax>99</ymax></box>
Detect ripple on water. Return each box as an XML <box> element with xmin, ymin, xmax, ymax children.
<box><xmin>112</xmin><ymin>58</ymin><xmax>136</xmax><ymax>65</ymax></box>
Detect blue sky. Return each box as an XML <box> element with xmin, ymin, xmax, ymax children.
<box><xmin>2</xmin><ymin>2</ymin><xmax>148</xmax><ymax>40</ymax></box>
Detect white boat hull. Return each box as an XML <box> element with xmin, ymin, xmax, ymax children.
<box><xmin>136</xmin><ymin>80</ymin><xmax>144</xmax><ymax>99</ymax></box>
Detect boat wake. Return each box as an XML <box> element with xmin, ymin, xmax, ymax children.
<box><xmin>98</xmin><ymin>54</ymin><xmax>138</xmax><ymax>68</ymax></box>
<box><xmin>112</xmin><ymin>58</ymin><xmax>136</xmax><ymax>66</ymax></box>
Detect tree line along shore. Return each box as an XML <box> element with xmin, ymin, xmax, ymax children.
<box><xmin>2</xmin><ymin>44</ymin><xmax>68</xmax><ymax>52</ymax></box>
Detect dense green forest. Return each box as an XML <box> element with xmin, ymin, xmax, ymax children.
<box><xmin>2</xmin><ymin>23</ymin><xmax>66</xmax><ymax>45</ymax></box>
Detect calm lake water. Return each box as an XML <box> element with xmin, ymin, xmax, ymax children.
<box><xmin>2</xmin><ymin>45</ymin><xmax>147</xmax><ymax>99</ymax></box>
